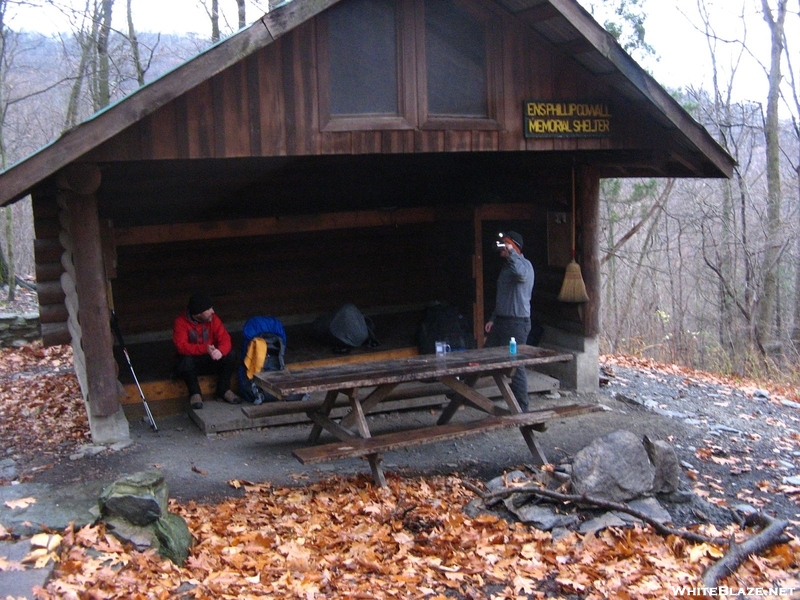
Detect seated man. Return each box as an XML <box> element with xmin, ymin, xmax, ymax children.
<box><xmin>173</xmin><ymin>293</ymin><xmax>241</xmax><ymax>410</ymax></box>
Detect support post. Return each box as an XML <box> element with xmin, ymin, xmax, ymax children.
<box><xmin>472</xmin><ymin>206</ymin><xmax>484</xmax><ymax>348</ymax></box>
<box><xmin>60</xmin><ymin>163</ymin><xmax>129</xmax><ymax>443</ymax></box>
<box><xmin>576</xmin><ymin>164</ymin><xmax>600</xmax><ymax>337</ymax></box>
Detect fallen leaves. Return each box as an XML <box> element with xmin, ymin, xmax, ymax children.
<box><xmin>4</xmin><ymin>496</ymin><xmax>36</xmax><ymax>509</ymax></box>
<box><xmin>0</xmin><ymin>343</ymin><xmax>89</xmax><ymax>480</ymax></box>
<box><xmin>30</xmin><ymin>474</ymin><xmax>800</xmax><ymax>599</ymax></box>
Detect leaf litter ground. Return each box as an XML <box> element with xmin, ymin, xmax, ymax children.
<box><xmin>2</xmin><ymin>344</ymin><xmax>800</xmax><ymax>598</ymax></box>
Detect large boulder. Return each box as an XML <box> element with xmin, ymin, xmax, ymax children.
<box><xmin>98</xmin><ymin>470</ymin><xmax>192</xmax><ymax>565</ymax></box>
<box><xmin>643</xmin><ymin>435</ymin><xmax>681</xmax><ymax>494</ymax></box>
<box><xmin>570</xmin><ymin>430</ymin><xmax>655</xmax><ymax>502</ymax></box>
<box><xmin>99</xmin><ymin>470</ymin><xmax>168</xmax><ymax>526</ymax></box>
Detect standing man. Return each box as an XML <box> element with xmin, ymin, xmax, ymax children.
<box><xmin>173</xmin><ymin>293</ymin><xmax>241</xmax><ymax>410</ymax></box>
<box><xmin>485</xmin><ymin>231</ymin><xmax>534</xmax><ymax>411</ymax></box>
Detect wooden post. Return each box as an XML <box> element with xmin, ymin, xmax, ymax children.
<box><xmin>472</xmin><ymin>206</ymin><xmax>484</xmax><ymax>348</ymax></box>
<box><xmin>61</xmin><ymin>166</ymin><xmax>120</xmax><ymax>418</ymax></box>
<box><xmin>576</xmin><ymin>164</ymin><xmax>600</xmax><ymax>337</ymax></box>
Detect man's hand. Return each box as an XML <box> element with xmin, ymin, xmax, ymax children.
<box><xmin>207</xmin><ymin>345</ymin><xmax>223</xmax><ymax>360</ymax></box>
<box><xmin>484</xmin><ymin>320</ymin><xmax>494</xmax><ymax>334</ymax></box>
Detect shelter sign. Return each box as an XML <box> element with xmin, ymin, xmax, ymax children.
<box><xmin>524</xmin><ymin>101</ymin><xmax>611</xmax><ymax>138</ymax></box>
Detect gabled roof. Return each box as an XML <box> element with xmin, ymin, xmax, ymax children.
<box><xmin>0</xmin><ymin>0</ymin><xmax>734</xmax><ymax>207</ymax></box>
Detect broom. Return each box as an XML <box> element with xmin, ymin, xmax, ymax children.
<box><xmin>558</xmin><ymin>164</ymin><xmax>590</xmax><ymax>303</ymax></box>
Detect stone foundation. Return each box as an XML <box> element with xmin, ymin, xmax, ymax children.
<box><xmin>0</xmin><ymin>312</ymin><xmax>41</xmax><ymax>347</ymax></box>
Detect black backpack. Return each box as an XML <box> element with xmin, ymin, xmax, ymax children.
<box><xmin>416</xmin><ymin>303</ymin><xmax>472</xmax><ymax>355</ymax></box>
<box><xmin>313</xmin><ymin>303</ymin><xmax>380</xmax><ymax>354</ymax></box>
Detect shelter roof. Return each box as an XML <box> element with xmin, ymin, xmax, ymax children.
<box><xmin>0</xmin><ymin>0</ymin><xmax>734</xmax><ymax>207</ymax></box>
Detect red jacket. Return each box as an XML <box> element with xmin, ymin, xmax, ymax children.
<box><xmin>173</xmin><ymin>312</ymin><xmax>232</xmax><ymax>357</ymax></box>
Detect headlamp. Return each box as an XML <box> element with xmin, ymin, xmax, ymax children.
<box><xmin>496</xmin><ymin>232</ymin><xmax>506</xmax><ymax>249</ymax></box>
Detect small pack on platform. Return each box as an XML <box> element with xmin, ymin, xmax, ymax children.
<box><xmin>312</xmin><ymin>303</ymin><xmax>380</xmax><ymax>354</ymax></box>
<box><xmin>238</xmin><ymin>316</ymin><xmax>287</xmax><ymax>405</ymax></box>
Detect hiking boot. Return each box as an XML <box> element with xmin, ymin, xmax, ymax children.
<box><xmin>190</xmin><ymin>394</ymin><xmax>203</xmax><ymax>410</ymax></box>
<box><xmin>222</xmin><ymin>390</ymin><xmax>243</xmax><ymax>404</ymax></box>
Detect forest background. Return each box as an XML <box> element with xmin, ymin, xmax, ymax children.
<box><xmin>0</xmin><ymin>0</ymin><xmax>798</xmax><ymax>381</ymax></box>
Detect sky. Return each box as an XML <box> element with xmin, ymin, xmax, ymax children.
<box><xmin>6</xmin><ymin>0</ymin><xmax>795</xmax><ymax>106</ymax></box>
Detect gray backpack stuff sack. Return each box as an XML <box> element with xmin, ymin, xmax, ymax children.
<box><xmin>312</xmin><ymin>303</ymin><xmax>380</xmax><ymax>354</ymax></box>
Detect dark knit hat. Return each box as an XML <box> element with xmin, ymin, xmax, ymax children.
<box><xmin>188</xmin><ymin>293</ymin><xmax>213</xmax><ymax>316</ymax></box>
<box><xmin>505</xmin><ymin>231</ymin><xmax>524</xmax><ymax>250</ymax></box>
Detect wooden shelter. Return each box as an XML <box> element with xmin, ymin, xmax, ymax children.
<box><xmin>0</xmin><ymin>0</ymin><xmax>734</xmax><ymax>442</ymax></box>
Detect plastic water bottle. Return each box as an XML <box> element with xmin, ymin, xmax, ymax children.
<box><xmin>509</xmin><ymin>337</ymin><xmax>517</xmax><ymax>355</ymax></box>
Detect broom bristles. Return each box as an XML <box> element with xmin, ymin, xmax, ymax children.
<box><xmin>558</xmin><ymin>259</ymin><xmax>590</xmax><ymax>303</ymax></box>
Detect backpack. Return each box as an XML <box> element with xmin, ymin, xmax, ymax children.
<box><xmin>312</xmin><ymin>303</ymin><xmax>380</xmax><ymax>354</ymax></box>
<box><xmin>416</xmin><ymin>303</ymin><xmax>472</xmax><ymax>355</ymax></box>
<box><xmin>238</xmin><ymin>316</ymin><xmax>287</xmax><ymax>404</ymax></box>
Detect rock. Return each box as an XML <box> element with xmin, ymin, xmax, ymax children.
<box><xmin>643</xmin><ymin>436</ymin><xmax>680</xmax><ymax>494</ymax></box>
<box><xmin>509</xmin><ymin>503</ymin><xmax>579</xmax><ymax>531</ymax></box>
<box><xmin>98</xmin><ymin>470</ymin><xmax>192</xmax><ymax>565</ymax></box>
<box><xmin>753</xmin><ymin>389</ymin><xmax>770</xmax><ymax>399</ymax></box>
<box><xmin>0</xmin><ymin>458</ymin><xmax>18</xmax><ymax>481</ymax></box>
<box><xmin>579</xmin><ymin>512</ymin><xmax>627</xmax><ymax>534</ymax></box>
<box><xmin>661</xmin><ymin>489</ymin><xmax>694</xmax><ymax>504</ymax></box>
<box><xmin>627</xmin><ymin>497</ymin><xmax>672</xmax><ymax>524</ymax></box>
<box><xmin>99</xmin><ymin>470</ymin><xmax>168</xmax><ymax>526</ymax></box>
<box><xmin>782</xmin><ymin>475</ymin><xmax>800</xmax><ymax>486</ymax></box>
<box><xmin>570</xmin><ymin>430</ymin><xmax>655</xmax><ymax>502</ymax></box>
<box><xmin>780</xmin><ymin>399</ymin><xmax>800</xmax><ymax>410</ymax></box>
<box><xmin>485</xmin><ymin>470</ymin><xmax>528</xmax><ymax>492</ymax></box>
<box><xmin>154</xmin><ymin>512</ymin><xmax>193</xmax><ymax>565</ymax></box>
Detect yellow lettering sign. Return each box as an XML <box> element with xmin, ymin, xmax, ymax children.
<box><xmin>523</xmin><ymin>100</ymin><xmax>612</xmax><ymax>138</ymax></box>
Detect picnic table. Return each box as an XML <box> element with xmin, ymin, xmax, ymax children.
<box><xmin>255</xmin><ymin>345</ymin><xmax>599</xmax><ymax>485</ymax></box>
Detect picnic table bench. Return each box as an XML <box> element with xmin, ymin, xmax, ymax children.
<box><xmin>255</xmin><ymin>345</ymin><xmax>599</xmax><ymax>485</ymax></box>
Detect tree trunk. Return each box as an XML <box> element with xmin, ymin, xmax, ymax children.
<box><xmin>755</xmin><ymin>0</ymin><xmax>788</xmax><ymax>350</ymax></box>
<box><xmin>236</xmin><ymin>0</ymin><xmax>246</xmax><ymax>29</ymax></box>
<box><xmin>95</xmin><ymin>0</ymin><xmax>114</xmax><ymax>110</ymax></box>
<box><xmin>127</xmin><ymin>0</ymin><xmax>144</xmax><ymax>86</ymax></box>
<box><xmin>4</xmin><ymin>207</ymin><xmax>13</xmax><ymax>302</ymax></box>
<box><xmin>211</xmin><ymin>0</ymin><xmax>220</xmax><ymax>43</ymax></box>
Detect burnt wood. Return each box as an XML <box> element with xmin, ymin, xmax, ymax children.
<box><xmin>292</xmin><ymin>403</ymin><xmax>600</xmax><ymax>464</ymax></box>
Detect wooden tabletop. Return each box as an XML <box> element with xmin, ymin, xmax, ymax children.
<box><xmin>255</xmin><ymin>345</ymin><xmax>572</xmax><ymax>398</ymax></box>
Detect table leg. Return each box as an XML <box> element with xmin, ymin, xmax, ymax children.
<box><xmin>493</xmin><ymin>372</ymin><xmax>522</xmax><ymax>414</ymax></box>
<box><xmin>340</xmin><ymin>383</ymin><xmax>398</xmax><ymax>429</ymax></box>
<box><xmin>308</xmin><ymin>389</ymin><xmax>342</xmax><ymax>443</ymax></box>
<box><xmin>437</xmin><ymin>374</ymin><xmax>479</xmax><ymax>425</ymax></box>
<box><xmin>367</xmin><ymin>454</ymin><xmax>386</xmax><ymax>487</ymax></box>
<box><xmin>347</xmin><ymin>392</ymin><xmax>372</xmax><ymax>439</ymax></box>
<box><xmin>494</xmin><ymin>373</ymin><xmax>549</xmax><ymax>465</ymax></box>
<box><xmin>440</xmin><ymin>376</ymin><xmax>509</xmax><ymax>416</ymax></box>
<box><xmin>346</xmin><ymin>392</ymin><xmax>388</xmax><ymax>486</ymax></box>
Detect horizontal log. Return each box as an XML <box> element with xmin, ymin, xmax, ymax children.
<box><xmin>39</xmin><ymin>303</ymin><xmax>69</xmax><ymax>324</ymax></box>
<box><xmin>32</xmin><ymin>197</ymin><xmax>60</xmax><ymax>220</ymax></box>
<box><xmin>37</xmin><ymin>281</ymin><xmax>65</xmax><ymax>305</ymax></box>
<box><xmin>33</xmin><ymin>238</ymin><xmax>64</xmax><ymax>263</ymax></box>
<box><xmin>34</xmin><ymin>218</ymin><xmax>63</xmax><ymax>240</ymax></box>
<box><xmin>114</xmin><ymin>205</ymin><xmax>475</xmax><ymax>246</ymax></box>
<box><xmin>41</xmin><ymin>322</ymin><xmax>70</xmax><ymax>346</ymax></box>
<box><xmin>35</xmin><ymin>261</ymin><xmax>65</xmax><ymax>283</ymax></box>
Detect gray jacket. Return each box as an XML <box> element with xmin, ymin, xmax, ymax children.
<box><xmin>490</xmin><ymin>251</ymin><xmax>534</xmax><ymax>320</ymax></box>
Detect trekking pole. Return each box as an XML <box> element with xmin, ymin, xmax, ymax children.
<box><xmin>110</xmin><ymin>311</ymin><xmax>158</xmax><ymax>432</ymax></box>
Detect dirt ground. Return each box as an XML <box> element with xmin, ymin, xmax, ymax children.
<box><xmin>8</xmin><ymin>355</ymin><xmax>798</xmax><ymax>536</ymax></box>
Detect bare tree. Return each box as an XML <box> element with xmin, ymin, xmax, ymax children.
<box><xmin>236</xmin><ymin>0</ymin><xmax>245</xmax><ymax>29</ymax></box>
<box><xmin>755</xmin><ymin>0</ymin><xmax>788</xmax><ymax>350</ymax></box>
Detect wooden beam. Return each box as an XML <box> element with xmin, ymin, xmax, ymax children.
<box><xmin>114</xmin><ymin>205</ymin><xmax>474</xmax><ymax>246</ymax></box>
<box><xmin>576</xmin><ymin>164</ymin><xmax>600</xmax><ymax>337</ymax></box>
<box><xmin>65</xmin><ymin>191</ymin><xmax>120</xmax><ymax>417</ymax></box>
<box><xmin>473</xmin><ymin>206</ymin><xmax>484</xmax><ymax>348</ymax></box>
